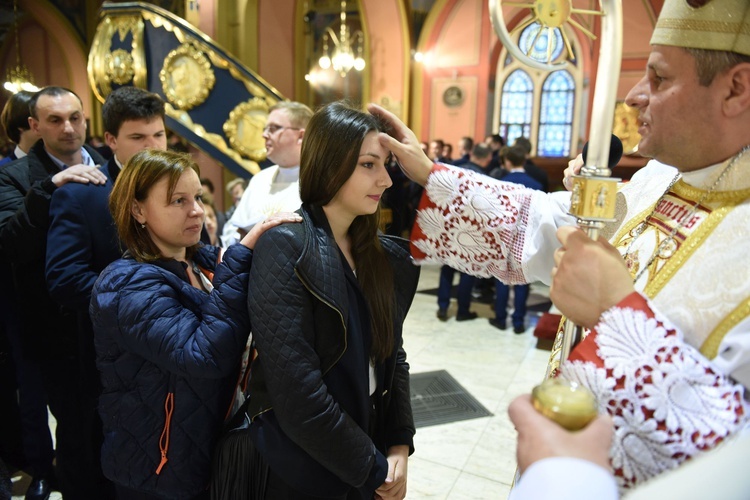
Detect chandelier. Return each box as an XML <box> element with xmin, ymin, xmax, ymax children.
<box><xmin>4</xmin><ymin>0</ymin><xmax>39</xmax><ymax>94</ymax></box>
<box><xmin>318</xmin><ymin>0</ymin><xmax>365</xmax><ymax>77</ymax></box>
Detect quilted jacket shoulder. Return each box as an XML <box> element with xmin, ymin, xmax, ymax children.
<box><xmin>91</xmin><ymin>244</ymin><xmax>253</xmax><ymax>499</ymax></box>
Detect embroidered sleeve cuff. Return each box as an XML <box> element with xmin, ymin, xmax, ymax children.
<box><xmin>409</xmin><ymin>163</ymin><xmax>451</xmax><ymax>261</ymax></box>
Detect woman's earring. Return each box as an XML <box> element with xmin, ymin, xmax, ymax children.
<box><xmin>140</xmin><ymin>223</ymin><xmax>146</xmax><ymax>229</ymax></box>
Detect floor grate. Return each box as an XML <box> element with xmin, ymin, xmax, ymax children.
<box><xmin>410</xmin><ymin>370</ymin><xmax>492</xmax><ymax>428</ymax></box>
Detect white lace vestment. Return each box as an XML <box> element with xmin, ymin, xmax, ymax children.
<box><xmin>410</xmin><ymin>161</ymin><xmax>750</xmax><ymax>490</ymax></box>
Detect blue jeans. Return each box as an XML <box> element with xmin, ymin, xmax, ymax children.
<box><xmin>494</xmin><ymin>280</ymin><xmax>530</xmax><ymax>328</ymax></box>
<box><xmin>437</xmin><ymin>265</ymin><xmax>475</xmax><ymax>315</ymax></box>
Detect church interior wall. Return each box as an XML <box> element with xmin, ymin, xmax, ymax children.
<box><xmin>0</xmin><ymin>0</ymin><xmax>668</xmax><ymax>186</ymax></box>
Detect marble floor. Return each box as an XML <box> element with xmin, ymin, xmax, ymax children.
<box><xmin>403</xmin><ymin>264</ymin><xmax>550</xmax><ymax>499</ymax></box>
<box><xmin>10</xmin><ymin>263</ymin><xmax>552</xmax><ymax>500</ymax></box>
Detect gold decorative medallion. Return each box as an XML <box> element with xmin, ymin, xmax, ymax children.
<box><xmin>160</xmin><ymin>42</ymin><xmax>215</xmax><ymax>110</ymax></box>
<box><xmin>87</xmin><ymin>14</ymin><xmax>146</xmax><ymax>103</ymax></box>
<box><xmin>105</xmin><ymin>49</ymin><xmax>135</xmax><ymax>85</ymax></box>
<box><xmin>223</xmin><ymin>98</ymin><xmax>270</xmax><ymax>161</ymax></box>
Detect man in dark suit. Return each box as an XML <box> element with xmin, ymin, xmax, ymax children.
<box><xmin>436</xmin><ymin>144</ymin><xmax>494</xmax><ymax>322</ymax></box>
<box><xmin>0</xmin><ymin>89</ymin><xmax>53</xmax><ymax>500</ymax></box>
<box><xmin>0</xmin><ymin>86</ymin><xmax>108</xmax><ymax>499</ymax></box>
<box><xmin>489</xmin><ymin>145</ymin><xmax>543</xmax><ymax>333</ymax></box>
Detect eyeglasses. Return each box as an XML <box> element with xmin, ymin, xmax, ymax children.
<box><xmin>262</xmin><ymin>124</ymin><xmax>301</xmax><ymax>134</ymax></box>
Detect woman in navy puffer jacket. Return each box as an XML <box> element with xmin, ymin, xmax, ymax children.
<box><xmin>90</xmin><ymin>150</ymin><xmax>299</xmax><ymax>500</ymax></box>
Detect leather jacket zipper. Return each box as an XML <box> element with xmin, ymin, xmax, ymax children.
<box><xmin>294</xmin><ymin>268</ymin><xmax>347</xmax><ymax>376</ymax></box>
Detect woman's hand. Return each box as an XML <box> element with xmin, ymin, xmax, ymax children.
<box><xmin>367</xmin><ymin>103</ymin><xmax>433</xmax><ymax>186</ymax></box>
<box><xmin>563</xmin><ymin>154</ymin><xmax>583</xmax><ymax>191</ymax></box>
<box><xmin>374</xmin><ymin>445</ymin><xmax>409</xmax><ymax>500</ymax></box>
<box><xmin>239</xmin><ymin>212</ymin><xmax>302</xmax><ymax>249</ymax></box>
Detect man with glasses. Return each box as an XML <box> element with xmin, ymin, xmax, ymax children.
<box><xmin>221</xmin><ymin>101</ymin><xmax>313</xmax><ymax>246</ymax></box>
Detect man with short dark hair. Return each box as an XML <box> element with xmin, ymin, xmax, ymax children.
<box><xmin>452</xmin><ymin>136</ymin><xmax>473</xmax><ymax>166</ymax></box>
<box><xmin>489</xmin><ymin>145</ymin><xmax>542</xmax><ymax>333</ymax></box>
<box><xmin>464</xmin><ymin>143</ymin><xmax>492</xmax><ymax>175</ymax></box>
<box><xmin>436</xmin><ymin>143</ymin><xmax>493</xmax><ymax>322</ymax></box>
<box><xmin>485</xmin><ymin>133</ymin><xmax>505</xmax><ymax>175</ymax></box>
<box><xmin>512</xmin><ymin>136</ymin><xmax>548</xmax><ymax>191</ymax></box>
<box><xmin>428</xmin><ymin>138</ymin><xmax>448</xmax><ymax>163</ymax></box>
<box><xmin>0</xmin><ymin>86</ymin><xmax>108</xmax><ymax>499</ymax></box>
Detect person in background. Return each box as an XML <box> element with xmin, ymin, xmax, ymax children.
<box><xmin>489</xmin><ymin>145</ymin><xmax>543</xmax><ymax>333</ymax></box>
<box><xmin>200</xmin><ymin>177</ymin><xmax>226</xmax><ymax>236</ymax></box>
<box><xmin>221</xmin><ymin>101</ymin><xmax>313</xmax><ymax>246</ymax></box>
<box><xmin>484</xmin><ymin>133</ymin><xmax>505</xmax><ymax>175</ymax></box>
<box><xmin>441</xmin><ymin>143</ymin><xmax>453</xmax><ymax>162</ymax></box>
<box><xmin>245</xmin><ymin>102</ymin><xmax>419</xmax><ymax>499</ymax></box>
<box><xmin>381</xmin><ymin>154</ymin><xmax>410</xmax><ymax>237</ymax></box>
<box><xmin>436</xmin><ymin>143</ymin><xmax>493</xmax><ymax>322</ymax></box>
<box><xmin>90</xmin><ymin>149</ymin><xmax>299</xmax><ymax>499</ymax></box>
<box><xmin>0</xmin><ymin>89</ymin><xmax>54</xmax><ymax>500</ymax></box>
<box><xmin>0</xmin><ymin>86</ymin><xmax>108</xmax><ymax>500</ymax></box>
<box><xmin>202</xmin><ymin>192</ymin><xmax>221</xmax><ymax>246</ymax></box>
<box><xmin>0</xmin><ymin>90</ymin><xmax>36</xmax><ymax>165</ymax></box>
<box><xmin>452</xmin><ymin>136</ymin><xmax>473</xmax><ymax>166</ymax></box>
<box><xmin>428</xmin><ymin>139</ymin><xmax>448</xmax><ymax>163</ymax></box>
<box><xmin>223</xmin><ymin>177</ymin><xmax>246</xmax><ymax>221</ymax></box>
<box><xmin>512</xmin><ymin>136</ymin><xmax>548</xmax><ymax>192</ymax></box>
<box><xmin>166</xmin><ymin>131</ymin><xmax>189</xmax><ymax>153</ymax></box>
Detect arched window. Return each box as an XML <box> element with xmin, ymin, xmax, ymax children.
<box><xmin>538</xmin><ymin>71</ymin><xmax>575</xmax><ymax>157</ymax></box>
<box><xmin>493</xmin><ymin>21</ymin><xmax>583</xmax><ymax>157</ymax></box>
<box><xmin>499</xmin><ymin>69</ymin><xmax>533</xmax><ymax>146</ymax></box>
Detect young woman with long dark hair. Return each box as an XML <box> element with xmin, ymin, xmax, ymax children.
<box><xmin>245</xmin><ymin>102</ymin><xmax>419</xmax><ymax>499</ymax></box>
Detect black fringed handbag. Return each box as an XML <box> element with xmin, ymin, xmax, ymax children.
<box><xmin>210</xmin><ymin>345</ymin><xmax>268</xmax><ymax>500</ymax></box>
<box><xmin>209</xmin><ymin>399</ymin><xmax>269</xmax><ymax>500</ymax></box>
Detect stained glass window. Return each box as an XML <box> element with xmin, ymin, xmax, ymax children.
<box><xmin>499</xmin><ymin>69</ymin><xmax>533</xmax><ymax>146</ymax></box>
<box><xmin>518</xmin><ymin>22</ymin><xmax>564</xmax><ymax>64</ymax></box>
<box><xmin>538</xmin><ymin>70</ymin><xmax>574</xmax><ymax>157</ymax></box>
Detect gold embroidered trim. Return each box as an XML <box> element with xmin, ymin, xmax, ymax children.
<box><xmin>644</xmin><ymin>203</ymin><xmax>735</xmax><ymax>297</ymax></box>
<box><xmin>701</xmin><ymin>298</ymin><xmax>750</xmax><ymax>359</ymax></box>
<box><xmin>656</xmin><ymin>18</ymin><xmax>750</xmax><ymax>36</ymax></box>
<box><xmin>672</xmin><ymin>180</ymin><xmax>750</xmax><ymax>204</ymax></box>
